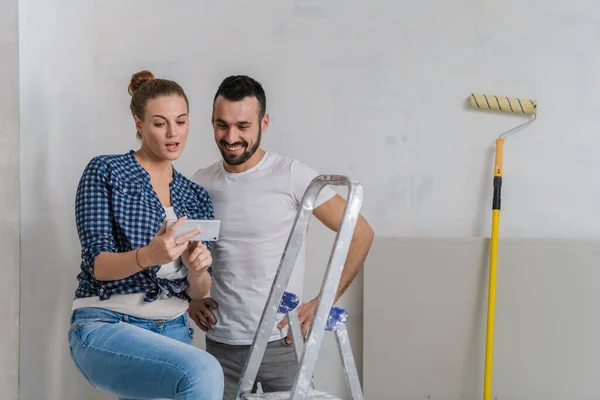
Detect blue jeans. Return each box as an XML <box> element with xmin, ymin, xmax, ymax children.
<box><xmin>68</xmin><ymin>307</ymin><xmax>224</xmax><ymax>400</ymax></box>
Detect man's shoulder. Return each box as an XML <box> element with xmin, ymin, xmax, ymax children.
<box><xmin>270</xmin><ymin>153</ymin><xmax>320</xmax><ymax>178</ymax></box>
<box><xmin>266</xmin><ymin>152</ymin><xmax>312</xmax><ymax>175</ymax></box>
<box><xmin>191</xmin><ymin>159</ymin><xmax>222</xmax><ymax>183</ymax></box>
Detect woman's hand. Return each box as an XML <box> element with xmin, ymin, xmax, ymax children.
<box><xmin>138</xmin><ymin>217</ymin><xmax>200</xmax><ymax>268</ymax></box>
<box><xmin>182</xmin><ymin>241</ymin><xmax>212</xmax><ymax>274</ymax></box>
<box><xmin>184</xmin><ymin>242</ymin><xmax>213</xmax><ymax>300</ymax></box>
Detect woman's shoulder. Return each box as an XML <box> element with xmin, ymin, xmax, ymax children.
<box><xmin>173</xmin><ymin>171</ymin><xmax>214</xmax><ymax>218</ymax></box>
<box><xmin>84</xmin><ymin>152</ymin><xmax>133</xmax><ymax>170</ymax></box>
<box><xmin>174</xmin><ymin>170</ymin><xmax>211</xmax><ymax>200</ymax></box>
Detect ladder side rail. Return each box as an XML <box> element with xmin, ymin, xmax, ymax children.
<box><xmin>289</xmin><ymin>180</ymin><xmax>363</xmax><ymax>400</ymax></box>
<box><xmin>287</xmin><ymin>309</ymin><xmax>304</xmax><ymax>364</ymax></box>
<box><xmin>335</xmin><ymin>325</ymin><xmax>364</xmax><ymax>400</ymax></box>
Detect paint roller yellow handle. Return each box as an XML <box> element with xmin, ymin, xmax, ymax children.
<box><xmin>470</xmin><ymin>93</ymin><xmax>537</xmax><ymax>115</ymax></box>
<box><xmin>494</xmin><ymin>138</ymin><xmax>504</xmax><ymax>177</ymax></box>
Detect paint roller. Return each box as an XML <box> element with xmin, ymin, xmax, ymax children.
<box><xmin>469</xmin><ymin>93</ymin><xmax>537</xmax><ymax>115</ymax></box>
<box><xmin>468</xmin><ymin>92</ymin><xmax>537</xmax><ymax>400</ymax></box>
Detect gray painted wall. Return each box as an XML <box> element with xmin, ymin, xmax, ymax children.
<box><xmin>364</xmin><ymin>237</ymin><xmax>600</xmax><ymax>399</ymax></box>
<box><xmin>0</xmin><ymin>0</ymin><xmax>20</xmax><ymax>398</ymax></box>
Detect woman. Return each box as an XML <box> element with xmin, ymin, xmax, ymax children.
<box><xmin>68</xmin><ymin>70</ymin><xmax>224</xmax><ymax>400</ymax></box>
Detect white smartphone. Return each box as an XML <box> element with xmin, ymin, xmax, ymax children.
<box><xmin>167</xmin><ymin>219</ymin><xmax>221</xmax><ymax>242</ymax></box>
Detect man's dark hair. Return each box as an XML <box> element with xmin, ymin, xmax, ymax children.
<box><xmin>213</xmin><ymin>75</ymin><xmax>267</xmax><ymax>119</ymax></box>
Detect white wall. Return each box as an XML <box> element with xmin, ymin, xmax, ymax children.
<box><xmin>18</xmin><ymin>0</ymin><xmax>599</xmax><ymax>399</ymax></box>
<box><xmin>0</xmin><ymin>0</ymin><xmax>19</xmax><ymax>398</ymax></box>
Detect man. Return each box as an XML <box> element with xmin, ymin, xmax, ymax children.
<box><xmin>188</xmin><ymin>75</ymin><xmax>374</xmax><ymax>399</ymax></box>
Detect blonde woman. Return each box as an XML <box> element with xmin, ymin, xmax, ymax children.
<box><xmin>68</xmin><ymin>70</ymin><xmax>224</xmax><ymax>400</ymax></box>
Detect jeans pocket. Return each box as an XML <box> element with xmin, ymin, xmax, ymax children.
<box><xmin>73</xmin><ymin>321</ymin><xmax>104</xmax><ymax>346</ymax></box>
<box><xmin>71</xmin><ymin>312</ymin><xmax>121</xmax><ymax>345</ymax></box>
<box><xmin>279</xmin><ymin>337</ymin><xmax>294</xmax><ymax>347</ymax></box>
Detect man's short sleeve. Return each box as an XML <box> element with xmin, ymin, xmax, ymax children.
<box><xmin>290</xmin><ymin>160</ymin><xmax>337</xmax><ymax>208</ymax></box>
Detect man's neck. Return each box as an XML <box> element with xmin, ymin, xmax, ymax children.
<box><xmin>223</xmin><ymin>148</ymin><xmax>266</xmax><ymax>174</ymax></box>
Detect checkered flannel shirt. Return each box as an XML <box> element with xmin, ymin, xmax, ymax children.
<box><xmin>73</xmin><ymin>150</ymin><xmax>214</xmax><ymax>303</ymax></box>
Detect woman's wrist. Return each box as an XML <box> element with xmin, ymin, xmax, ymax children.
<box><xmin>186</xmin><ymin>271</ymin><xmax>211</xmax><ymax>299</ymax></box>
<box><xmin>135</xmin><ymin>246</ymin><xmax>151</xmax><ymax>269</ymax></box>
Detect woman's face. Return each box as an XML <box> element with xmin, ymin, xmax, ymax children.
<box><xmin>136</xmin><ymin>95</ymin><xmax>189</xmax><ymax>162</ymax></box>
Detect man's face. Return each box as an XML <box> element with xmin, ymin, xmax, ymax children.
<box><xmin>212</xmin><ymin>95</ymin><xmax>268</xmax><ymax>166</ymax></box>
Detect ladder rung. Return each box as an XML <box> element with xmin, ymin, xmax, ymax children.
<box><xmin>279</xmin><ymin>291</ymin><xmax>300</xmax><ymax>313</ymax></box>
<box><xmin>242</xmin><ymin>390</ymin><xmax>342</xmax><ymax>400</ymax></box>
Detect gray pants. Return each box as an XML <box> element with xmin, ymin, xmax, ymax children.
<box><xmin>206</xmin><ymin>336</ymin><xmax>298</xmax><ymax>400</ymax></box>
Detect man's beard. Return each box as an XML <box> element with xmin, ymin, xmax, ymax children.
<box><xmin>219</xmin><ymin>128</ymin><xmax>262</xmax><ymax>166</ymax></box>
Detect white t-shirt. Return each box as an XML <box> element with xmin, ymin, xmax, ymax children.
<box><xmin>191</xmin><ymin>152</ymin><xmax>337</xmax><ymax>345</ymax></box>
<box><xmin>72</xmin><ymin>207</ymin><xmax>189</xmax><ymax>320</ymax></box>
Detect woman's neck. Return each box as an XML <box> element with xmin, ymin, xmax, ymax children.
<box><xmin>134</xmin><ymin>148</ymin><xmax>173</xmax><ymax>181</ymax></box>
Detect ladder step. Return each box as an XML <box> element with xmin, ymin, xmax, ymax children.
<box><xmin>278</xmin><ymin>291</ymin><xmax>300</xmax><ymax>313</ymax></box>
<box><xmin>242</xmin><ymin>390</ymin><xmax>342</xmax><ymax>400</ymax></box>
<box><xmin>325</xmin><ymin>306</ymin><xmax>348</xmax><ymax>331</ymax></box>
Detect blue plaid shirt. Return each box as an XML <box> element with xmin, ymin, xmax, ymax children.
<box><xmin>73</xmin><ymin>150</ymin><xmax>214</xmax><ymax>303</ymax></box>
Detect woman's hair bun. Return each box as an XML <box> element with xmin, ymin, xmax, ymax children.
<box><xmin>128</xmin><ymin>70</ymin><xmax>155</xmax><ymax>95</ymax></box>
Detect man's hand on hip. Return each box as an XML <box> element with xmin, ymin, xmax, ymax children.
<box><xmin>188</xmin><ymin>297</ymin><xmax>218</xmax><ymax>332</ymax></box>
<box><xmin>278</xmin><ymin>296</ymin><xmax>319</xmax><ymax>344</ymax></box>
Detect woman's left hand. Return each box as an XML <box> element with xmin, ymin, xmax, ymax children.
<box><xmin>182</xmin><ymin>242</ymin><xmax>212</xmax><ymax>274</ymax></box>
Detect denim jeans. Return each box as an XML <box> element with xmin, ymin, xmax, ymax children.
<box><xmin>68</xmin><ymin>307</ymin><xmax>224</xmax><ymax>400</ymax></box>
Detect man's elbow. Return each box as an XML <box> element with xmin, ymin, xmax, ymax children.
<box><xmin>356</xmin><ymin>216</ymin><xmax>374</xmax><ymax>245</ymax></box>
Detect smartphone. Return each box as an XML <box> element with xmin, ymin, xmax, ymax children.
<box><xmin>167</xmin><ymin>219</ymin><xmax>221</xmax><ymax>242</ymax></box>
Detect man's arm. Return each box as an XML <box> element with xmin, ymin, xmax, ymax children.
<box><xmin>312</xmin><ymin>194</ymin><xmax>374</xmax><ymax>302</ymax></box>
<box><xmin>278</xmin><ymin>193</ymin><xmax>374</xmax><ymax>340</ymax></box>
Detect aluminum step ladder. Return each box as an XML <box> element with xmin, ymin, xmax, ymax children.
<box><xmin>233</xmin><ymin>175</ymin><xmax>364</xmax><ymax>400</ymax></box>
